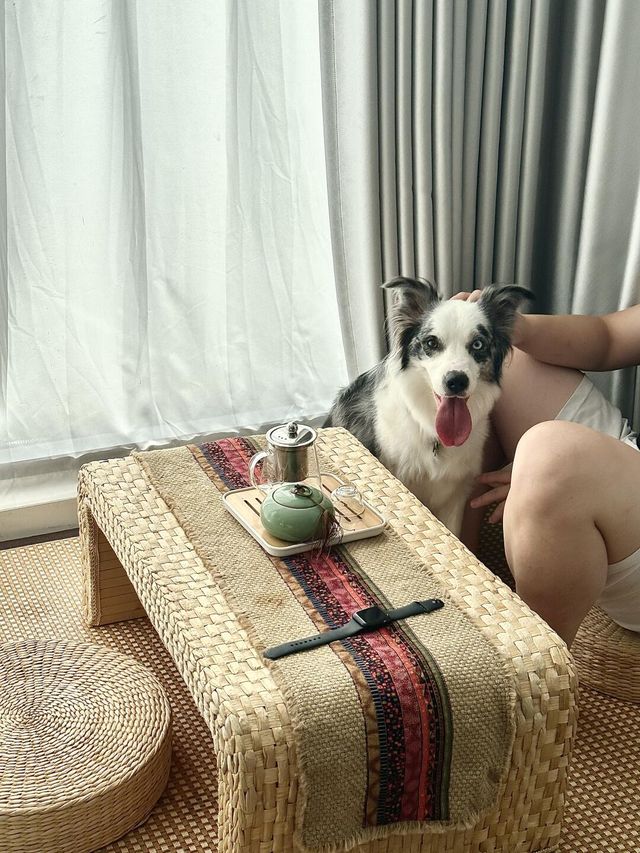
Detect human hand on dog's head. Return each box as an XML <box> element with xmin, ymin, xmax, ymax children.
<box><xmin>450</xmin><ymin>289</ymin><xmax>482</xmax><ymax>302</ymax></box>
<box><xmin>451</xmin><ymin>286</ymin><xmax>532</xmax><ymax>347</ymax></box>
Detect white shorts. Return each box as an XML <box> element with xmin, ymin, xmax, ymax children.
<box><xmin>555</xmin><ymin>375</ymin><xmax>640</xmax><ymax>631</ymax></box>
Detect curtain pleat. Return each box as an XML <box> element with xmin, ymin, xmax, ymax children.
<box><xmin>540</xmin><ymin>1</ymin><xmax>604</xmax><ymax>315</ymax></box>
<box><xmin>119</xmin><ymin>2</ymin><xmax>155</xmax><ymax>436</ymax></box>
<box><xmin>474</xmin><ymin>0</ymin><xmax>507</xmax><ymax>290</ymax></box>
<box><xmin>493</xmin><ymin>0</ymin><xmax>531</xmax><ymax>283</ymax></box>
<box><xmin>396</xmin><ymin>0</ymin><xmax>415</xmax><ymax>279</ymax></box>
<box><xmin>514</xmin><ymin>0</ymin><xmax>551</xmax><ymax>293</ymax></box>
<box><xmin>432</xmin><ymin>0</ymin><xmax>455</xmax><ymax>293</ymax></box>
<box><xmin>460</xmin><ymin>0</ymin><xmax>487</xmax><ymax>291</ymax></box>
<box><xmin>318</xmin><ymin>0</ymin><xmax>385</xmax><ymax>377</ymax></box>
<box><xmin>378</xmin><ymin>0</ymin><xmax>399</xmax><ymax>284</ymax></box>
<box><xmin>412</xmin><ymin>0</ymin><xmax>435</xmax><ymax>282</ymax></box>
<box><xmin>450</xmin><ymin>0</ymin><xmax>468</xmax><ymax>291</ymax></box>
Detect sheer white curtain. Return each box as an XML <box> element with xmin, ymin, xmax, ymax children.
<box><xmin>0</xmin><ymin>0</ymin><xmax>347</xmax><ymax>539</ymax></box>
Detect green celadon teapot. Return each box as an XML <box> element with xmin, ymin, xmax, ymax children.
<box><xmin>260</xmin><ymin>483</ymin><xmax>335</xmax><ymax>543</ymax></box>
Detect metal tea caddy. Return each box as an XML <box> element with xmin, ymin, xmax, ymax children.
<box><xmin>248</xmin><ymin>421</ymin><xmax>322</xmax><ymax>494</ymax></box>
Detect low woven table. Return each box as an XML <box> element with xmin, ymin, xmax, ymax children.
<box><xmin>79</xmin><ymin>427</ymin><xmax>577</xmax><ymax>853</ymax></box>
<box><xmin>0</xmin><ymin>638</ymin><xmax>172</xmax><ymax>853</ymax></box>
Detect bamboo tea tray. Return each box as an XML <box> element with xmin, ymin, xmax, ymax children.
<box><xmin>222</xmin><ymin>473</ymin><xmax>386</xmax><ymax>556</ymax></box>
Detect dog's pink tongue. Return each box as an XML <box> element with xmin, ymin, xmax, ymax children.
<box><xmin>435</xmin><ymin>396</ymin><xmax>472</xmax><ymax>447</ymax></box>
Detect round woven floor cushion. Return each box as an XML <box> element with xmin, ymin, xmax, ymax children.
<box><xmin>0</xmin><ymin>638</ymin><xmax>172</xmax><ymax>853</ymax></box>
<box><xmin>572</xmin><ymin>607</ymin><xmax>640</xmax><ymax>703</ymax></box>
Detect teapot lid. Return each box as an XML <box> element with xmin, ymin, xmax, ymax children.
<box><xmin>271</xmin><ymin>483</ymin><xmax>325</xmax><ymax>509</ymax></box>
<box><xmin>267</xmin><ymin>421</ymin><xmax>317</xmax><ymax>449</ymax></box>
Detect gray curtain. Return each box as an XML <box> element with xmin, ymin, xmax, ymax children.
<box><xmin>319</xmin><ymin>0</ymin><xmax>640</xmax><ymax>426</ymax></box>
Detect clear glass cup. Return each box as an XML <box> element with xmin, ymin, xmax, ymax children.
<box><xmin>330</xmin><ymin>484</ymin><xmax>366</xmax><ymax>531</ymax></box>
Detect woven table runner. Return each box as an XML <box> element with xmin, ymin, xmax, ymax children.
<box><xmin>134</xmin><ymin>438</ymin><xmax>514</xmax><ymax>852</ymax></box>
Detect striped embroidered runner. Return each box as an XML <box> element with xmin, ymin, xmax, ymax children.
<box><xmin>196</xmin><ymin>437</ymin><xmax>451</xmax><ymax>824</ymax></box>
<box><xmin>134</xmin><ymin>437</ymin><xmax>513</xmax><ymax>851</ymax></box>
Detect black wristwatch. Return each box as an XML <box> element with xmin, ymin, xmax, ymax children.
<box><xmin>263</xmin><ymin>599</ymin><xmax>444</xmax><ymax>660</ymax></box>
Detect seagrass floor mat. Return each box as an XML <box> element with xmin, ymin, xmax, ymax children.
<box><xmin>1</xmin><ymin>535</ymin><xmax>639</xmax><ymax>853</ymax></box>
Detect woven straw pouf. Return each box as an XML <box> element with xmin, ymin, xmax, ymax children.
<box><xmin>0</xmin><ymin>638</ymin><xmax>172</xmax><ymax>853</ymax></box>
<box><xmin>572</xmin><ymin>607</ymin><xmax>640</xmax><ymax>703</ymax></box>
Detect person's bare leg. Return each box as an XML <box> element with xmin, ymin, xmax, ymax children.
<box><xmin>460</xmin><ymin>350</ymin><xmax>583</xmax><ymax>550</ymax></box>
<box><xmin>504</xmin><ymin>420</ymin><xmax>640</xmax><ymax>646</ymax></box>
<box><xmin>492</xmin><ymin>349</ymin><xmax>584</xmax><ymax>461</ymax></box>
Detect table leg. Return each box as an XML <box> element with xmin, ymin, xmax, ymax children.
<box><xmin>79</xmin><ymin>497</ymin><xmax>146</xmax><ymax>626</ymax></box>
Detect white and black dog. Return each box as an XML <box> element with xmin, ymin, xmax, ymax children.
<box><xmin>326</xmin><ymin>277</ymin><xmax>532</xmax><ymax>536</ymax></box>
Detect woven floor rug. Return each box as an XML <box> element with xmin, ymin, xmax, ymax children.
<box><xmin>1</xmin><ymin>536</ymin><xmax>639</xmax><ymax>853</ymax></box>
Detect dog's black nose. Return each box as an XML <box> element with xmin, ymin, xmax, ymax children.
<box><xmin>444</xmin><ymin>371</ymin><xmax>469</xmax><ymax>395</ymax></box>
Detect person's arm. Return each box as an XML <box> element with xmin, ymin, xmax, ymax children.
<box><xmin>514</xmin><ymin>305</ymin><xmax>640</xmax><ymax>372</ymax></box>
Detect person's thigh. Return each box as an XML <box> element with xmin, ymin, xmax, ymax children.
<box><xmin>580</xmin><ymin>429</ymin><xmax>640</xmax><ymax>566</ymax></box>
<box><xmin>512</xmin><ymin>421</ymin><xmax>640</xmax><ymax>561</ymax></box>
<box><xmin>492</xmin><ymin>349</ymin><xmax>584</xmax><ymax>460</ymax></box>
<box><xmin>505</xmin><ymin>421</ymin><xmax>640</xmax><ymax>637</ymax></box>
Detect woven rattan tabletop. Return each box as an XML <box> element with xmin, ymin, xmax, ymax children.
<box><xmin>78</xmin><ymin>427</ymin><xmax>577</xmax><ymax>853</ymax></box>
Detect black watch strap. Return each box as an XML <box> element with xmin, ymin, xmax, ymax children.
<box><xmin>263</xmin><ymin>619</ymin><xmax>363</xmax><ymax>660</ymax></box>
<box><xmin>263</xmin><ymin>598</ymin><xmax>443</xmax><ymax>661</ymax></box>
<box><xmin>386</xmin><ymin>599</ymin><xmax>443</xmax><ymax>622</ymax></box>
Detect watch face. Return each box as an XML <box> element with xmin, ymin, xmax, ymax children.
<box><xmin>354</xmin><ymin>606</ymin><xmax>390</xmax><ymax>629</ymax></box>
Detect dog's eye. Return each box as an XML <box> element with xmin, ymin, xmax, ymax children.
<box><xmin>471</xmin><ymin>338</ymin><xmax>486</xmax><ymax>351</ymax></box>
<box><xmin>423</xmin><ymin>336</ymin><xmax>440</xmax><ymax>350</ymax></box>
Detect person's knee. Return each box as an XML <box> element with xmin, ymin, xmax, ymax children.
<box><xmin>504</xmin><ymin>419</ymin><xmax>607</xmax><ymax>570</ymax></box>
<box><xmin>515</xmin><ymin>418</ymin><xmax>587</xmax><ymax>464</ymax></box>
<box><xmin>508</xmin><ymin>420</ymin><xmax>586</xmax><ymax>516</ymax></box>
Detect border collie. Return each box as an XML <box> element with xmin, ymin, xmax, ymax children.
<box><xmin>326</xmin><ymin>278</ymin><xmax>532</xmax><ymax>536</ymax></box>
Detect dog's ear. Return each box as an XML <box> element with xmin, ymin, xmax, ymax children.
<box><xmin>479</xmin><ymin>284</ymin><xmax>533</xmax><ymax>313</ymax></box>
<box><xmin>479</xmin><ymin>285</ymin><xmax>533</xmax><ymax>334</ymax></box>
<box><xmin>383</xmin><ymin>276</ymin><xmax>439</xmax><ymax>314</ymax></box>
<box><xmin>382</xmin><ymin>277</ymin><xmax>440</xmax><ymax>350</ymax></box>
<box><xmin>479</xmin><ymin>285</ymin><xmax>534</xmax><ymax>380</ymax></box>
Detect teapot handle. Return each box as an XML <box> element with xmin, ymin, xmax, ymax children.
<box><xmin>249</xmin><ymin>450</ymin><xmax>271</xmax><ymax>493</ymax></box>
